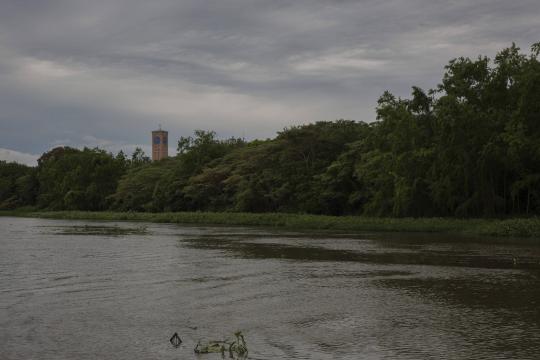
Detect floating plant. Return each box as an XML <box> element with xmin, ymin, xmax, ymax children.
<box><xmin>194</xmin><ymin>331</ymin><xmax>248</xmax><ymax>358</ymax></box>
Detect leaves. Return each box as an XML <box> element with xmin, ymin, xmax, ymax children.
<box><xmin>3</xmin><ymin>44</ymin><xmax>540</xmax><ymax>217</ymax></box>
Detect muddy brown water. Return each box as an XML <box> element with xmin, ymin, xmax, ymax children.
<box><xmin>1</xmin><ymin>217</ymin><xmax>540</xmax><ymax>359</ymax></box>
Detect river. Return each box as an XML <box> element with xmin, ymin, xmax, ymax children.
<box><xmin>1</xmin><ymin>217</ymin><xmax>539</xmax><ymax>359</ymax></box>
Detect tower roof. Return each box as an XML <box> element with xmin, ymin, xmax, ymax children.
<box><xmin>153</xmin><ymin>124</ymin><xmax>167</xmax><ymax>132</ymax></box>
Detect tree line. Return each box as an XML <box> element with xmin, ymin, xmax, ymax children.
<box><xmin>2</xmin><ymin>44</ymin><xmax>540</xmax><ymax>217</ymax></box>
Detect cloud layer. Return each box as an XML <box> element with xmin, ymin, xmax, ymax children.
<box><xmin>1</xmin><ymin>0</ymin><xmax>539</xmax><ymax>163</ymax></box>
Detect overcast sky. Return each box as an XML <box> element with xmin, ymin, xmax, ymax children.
<box><xmin>0</xmin><ymin>0</ymin><xmax>539</xmax><ymax>165</ymax></box>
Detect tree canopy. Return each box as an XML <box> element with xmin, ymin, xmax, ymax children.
<box><xmin>2</xmin><ymin>44</ymin><xmax>540</xmax><ymax>217</ymax></box>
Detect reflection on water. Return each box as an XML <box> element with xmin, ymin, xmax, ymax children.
<box><xmin>41</xmin><ymin>224</ymin><xmax>149</xmax><ymax>236</ymax></box>
<box><xmin>1</xmin><ymin>217</ymin><xmax>540</xmax><ymax>359</ymax></box>
<box><xmin>182</xmin><ymin>232</ymin><xmax>540</xmax><ymax>269</ymax></box>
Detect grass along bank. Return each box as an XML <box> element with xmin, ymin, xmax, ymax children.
<box><xmin>2</xmin><ymin>210</ymin><xmax>540</xmax><ymax>238</ymax></box>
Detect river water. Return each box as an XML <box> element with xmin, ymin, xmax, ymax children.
<box><xmin>1</xmin><ymin>217</ymin><xmax>540</xmax><ymax>359</ymax></box>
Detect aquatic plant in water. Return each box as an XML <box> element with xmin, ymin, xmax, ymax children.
<box><xmin>194</xmin><ymin>331</ymin><xmax>248</xmax><ymax>358</ymax></box>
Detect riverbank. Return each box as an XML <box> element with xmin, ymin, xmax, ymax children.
<box><xmin>2</xmin><ymin>210</ymin><xmax>540</xmax><ymax>238</ymax></box>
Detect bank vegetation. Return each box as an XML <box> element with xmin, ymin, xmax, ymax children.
<box><xmin>2</xmin><ymin>44</ymin><xmax>540</xmax><ymax>233</ymax></box>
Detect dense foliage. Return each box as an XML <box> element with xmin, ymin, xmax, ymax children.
<box><xmin>35</xmin><ymin>147</ymin><xmax>128</xmax><ymax>210</ymax></box>
<box><xmin>0</xmin><ymin>161</ymin><xmax>37</xmax><ymax>209</ymax></box>
<box><xmin>2</xmin><ymin>44</ymin><xmax>540</xmax><ymax>217</ymax></box>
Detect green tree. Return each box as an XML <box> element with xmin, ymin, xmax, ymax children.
<box><xmin>0</xmin><ymin>161</ymin><xmax>37</xmax><ymax>209</ymax></box>
<box><xmin>36</xmin><ymin>147</ymin><xmax>127</xmax><ymax>210</ymax></box>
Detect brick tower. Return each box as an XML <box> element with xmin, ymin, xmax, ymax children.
<box><xmin>152</xmin><ymin>126</ymin><xmax>168</xmax><ymax>161</ymax></box>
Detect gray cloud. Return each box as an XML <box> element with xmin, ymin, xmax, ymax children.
<box><xmin>1</xmin><ymin>0</ymin><xmax>539</xmax><ymax>163</ymax></box>
<box><xmin>0</xmin><ymin>148</ymin><xmax>39</xmax><ymax>166</ymax></box>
